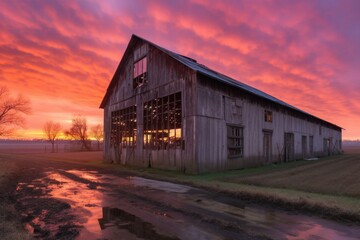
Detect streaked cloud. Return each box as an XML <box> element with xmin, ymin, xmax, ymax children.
<box><xmin>0</xmin><ymin>0</ymin><xmax>359</xmax><ymax>139</ymax></box>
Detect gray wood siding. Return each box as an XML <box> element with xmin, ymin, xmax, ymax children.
<box><xmin>103</xmin><ymin>37</ymin><xmax>342</xmax><ymax>174</ymax></box>
<box><xmin>194</xmin><ymin>76</ymin><xmax>342</xmax><ymax>173</ymax></box>
<box><xmin>103</xmin><ymin>42</ymin><xmax>199</xmax><ymax>173</ymax></box>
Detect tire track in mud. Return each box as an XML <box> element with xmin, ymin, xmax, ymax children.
<box><xmin>14</xmin><ymin>167</ymin><xmax>360</xmax><ymax>240</ymax></box>
<box><xmin>15</xmin><ymin>173</ymin><xmax>83</xmax><ymax>239</ymax></box>
<box><xmin>56</xmin><ymin>169</ymin><xmax>268</xmax><ymax>239</ymax></box>
<box><xmin>15</xmin><ymin>168</ymin><xmax>268</xmax><ymax>240</ymax></box>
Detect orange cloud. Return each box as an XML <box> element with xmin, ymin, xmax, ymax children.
<box><xmin>0</xmin><ymin>0</ymin><xmax>359</xmax><ymax>140</ymax></box>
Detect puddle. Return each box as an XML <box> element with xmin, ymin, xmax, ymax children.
<box><xmin>183</xmin><ymin>193</ymin><xmax>360</xmax><ymax>240</ymax></box>
<box><xmin>67</xmin><ymin>170</ymin><xmax>100</xmax><ymax>182</ymax></box>
<box><xmin>286</xmin><ymin>221</ymin><xmax>358</xmax><ymax>240</ymax></box>
<box><xmin>131</xmin><ymin>176</ymin><xmax>193</xmax><ymax>193</ymax></box>
<box><xmin>46</xmin><ymin>171</ymin><xmax>104</xmax><ymax>237</ymax></box>
<box><xmin>98</xmin><ymin>207</ymin><xmax>179</xmax><ymax>240</ymax></box>
<box><xmin>15</xmin><ymin>169</ymin><xmax>360</xmax><ymax>240</ymax></box>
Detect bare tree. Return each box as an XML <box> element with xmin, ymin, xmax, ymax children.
<box><xmin>43</xmin><ymin>121</ymin><xmax>62</xmax><ymax>152</ymax></box>
<box><xmin>65</xmin><ymin>115</ymin><xmax>90</xmax><ymax>151</ymax></box>
<box><xmin>91</xmin><ymin>124</ymin><xmax>103</xmax><ymax>151</ymax></box>
<box><xmin>0</xmin><ymin>86</ymin><xmax>31</xmax><ymax>136</ymax></box>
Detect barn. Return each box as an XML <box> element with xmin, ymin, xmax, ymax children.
<box><xmin>100</xmin><ymin>35</ymin><xmax>342</xmax><ymax>173</ymax></box>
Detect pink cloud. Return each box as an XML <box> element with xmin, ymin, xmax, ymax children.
<box><xmin>0</xmin><ymin>0</ymin><xmax>359</xmax><ymax>139</ymax></box>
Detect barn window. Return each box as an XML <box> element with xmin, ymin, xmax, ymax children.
<box><xmin>110</xmin><ymin>106</ymin><xmax>137</xmax><ymax>148</ymax></box>
<box><xmin>133</xmin><ymin>57</ymin><xmax>147</xmax><ymax>88</ymax></box>
<box><xmin>227</xmin><ymin>125</ymin><xmax>244</xmax><ymax>158</ymax></box>
<box><xmin>264</xmin><ymin>110</ymin><xmax>272</xmax><ymax>122</ymax></box>
<box><xmin>143</xmin><ymin>92</ymin><xmax>182</xmax><ymax>149</ymax></box>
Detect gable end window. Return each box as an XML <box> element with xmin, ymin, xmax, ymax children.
<box><xmin>264</xmin><ymin>110</ymin><xmax>273</xmax><ymax>122</ymax></box>
<box><xmin>133</xmin><ymin>57</ymin><xmax>147</xmax><ymax>88</ymax></box>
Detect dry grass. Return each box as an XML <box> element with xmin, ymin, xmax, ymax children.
<box><xmin>30</xmin><ymin>151</ymin><xmax>104</xmax><ymax>163</ymax></box>
<box><xmin>98</xmin><ymin>146</ymin><xmax>360</xmax><ymax>222</ymax></box>
<box><xmin>0</xmin><ymin>158</ymin><xmax>32</xmax><ymax>240</ymax></box>
<box><xmin>7</xmin><ymin>148</ymin><xmax>359</xmax><ymax>221</ymax></box>
<box><xmin>0</xmin><ymin>151</ymin><xmax>103</xmax><ymax>165</ymax></box>
<box><xmin>0</xmin><ymin>151</ymin><xmax>103</xmax><ymax>240</ymax></box>
<box><xmin>0</xmin><ymin>159</ymin><xmax>16</xmax><ymax>186</ymax></box>
<box><xmin>1</xmin><ymin>146</ymin><xmax>360</xmax><ymax>225</ymax></box>
<box><xmin>224</xmin><ymin>147</ymin><xmax>360</xmax><ymax>198</ymax></box>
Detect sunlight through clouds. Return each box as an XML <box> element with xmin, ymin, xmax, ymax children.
<box><xmin>0</xmin><ymin>0</ymin><xmax>359</xmax><ymax>139</ymax></box>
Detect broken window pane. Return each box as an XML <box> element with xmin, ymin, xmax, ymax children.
<box><xmin>133</xmin><ymin>57</ymin><xmax>147</xmax><ymax>88</ymax></box>
<box><xmin>110</xmin><ymin>105</ymin><xmax>137</xmax><ymax>148</ymax></box>
<box><xmin>227</xmin><ymin>125</ymin><xmax>244</xmax><ymax>158</ymax></box>
<box><xmin>264</xmin><ymin>110</ymin><xmax>273</xmax><ymax>122</ymax></box>
<box><xmin>143</xmin><ymin>92</ymin><xmax>182</xmax><ymax>150</ymax></box>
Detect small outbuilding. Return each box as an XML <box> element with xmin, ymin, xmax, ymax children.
<box><xmin>100</xmin><ymin>35</ymin><xmax>342</xmax><ymax>173</ymax></box>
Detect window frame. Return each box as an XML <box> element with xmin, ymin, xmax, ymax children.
<box><xmin>133</xmin><ymin>56</ymin><xmax>147</xmax><ymax>88</ymax></box>
<box><xmin>227</xmin><ymin>124</ymin><xmax>244</xmax><ymax>158</ymax></box>
<box><xmin>264</xmin><ymin>110</ymin><xmax>273</xmax><ymax>122</ymax></box>
<box><xmin>110</xmin><ymin>105</ymin><xmax>137</xmax><ymax>148</ymax></box>
<box><xmin>143</xmin><ymin>92</ymin><xmax>182</xmax><ymax>150</ymax></box>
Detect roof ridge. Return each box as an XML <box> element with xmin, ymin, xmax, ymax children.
<box><xmin>101</xmin><ymin>34</ymin><xmax>341</xmax><ymax>129</ymax></box>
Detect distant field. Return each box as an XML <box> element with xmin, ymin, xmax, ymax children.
<box><xmin>343</xmin><ymin>145</ymin><xmax>360</xmax><ymax>154</ymax></box>
<box><xmin>0</xmin><ymin>142</ymin><xmax>64</xmax><ymax>154</ymax></box>
<box><xmin>1</xmin><ymin>142</ymin><xmax>359</xmax><ymax>199</ymax></box>
<box><xmin>225</xmin><ymin>146</ymin><xmax>360</xmax><ymax>198</ymax></box>
<box><xmin>0</xmin><ymin>141</ymin><xmax>102</xmax><ymax>154</ymax></box>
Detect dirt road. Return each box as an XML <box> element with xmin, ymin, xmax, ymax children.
<box><xmin>9</xmin><ymin>156</ymin><xmax>360</xmax><ymax>239</ymax></box>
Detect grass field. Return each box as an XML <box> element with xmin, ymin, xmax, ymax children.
<box><xmin>1</xmin><ymin>145</ymin><xmax>360</xmax><ymax>226</ymax></box>
<box><xmin>223</xmin><ymin>146</ymin><xmax>360</xmax><ymax>198</ymax></box>
<box><xmin>105</xmin><ymin>146</ymin><xmax>360</xmax><ymax>222</ymax></box>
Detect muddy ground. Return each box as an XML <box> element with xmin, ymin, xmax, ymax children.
<box><xmin>3</xmin><ymin>155</ymin><xmax>360</xmax><ymax>240</ymax></box>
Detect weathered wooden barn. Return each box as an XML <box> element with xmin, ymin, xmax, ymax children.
<box><xmin>100</xmin><ymin>35</ymin><xmax>342</xmax><ymax>173</ymax></box>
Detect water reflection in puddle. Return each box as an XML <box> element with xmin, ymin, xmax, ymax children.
<box><xmin>44</xmin><ymin>171</ymin><xmax>136</xmax><ymax>239</ymax></box>
<box><xmin>67</xmin><ymin>170</ymin><xmax>100</xmax><ymax>182</ymax></box>
<box><xmin>16</xmin><ymin>169</ymin><xmax>360</xmax><ymax>240</ymax></box>
<box><xmin>98</xmin><ymin>207</ymin><xmax>179</xmax><ymax>240</ymax></box>
<box><xmin>286</xmin><ymin>221</ymin><xmax>359</xmax><ymax>240</ymax></box>
<box><xmin>17</xmin><ymin>170</ymin><xmax>184</xmax><ymax>239</ymax></box>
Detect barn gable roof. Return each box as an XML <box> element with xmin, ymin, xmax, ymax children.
<box><xmin>100</xmin><ymin>34</ymin><xmax>341</xmax><ymax>130</ymax></box>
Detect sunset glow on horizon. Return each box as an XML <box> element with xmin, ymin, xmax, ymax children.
<box><xmin>1</xmin><ymin>0</ymin><xmax>360</xmax><ymax>140</ymax></box>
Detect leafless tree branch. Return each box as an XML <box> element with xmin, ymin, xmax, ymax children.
<box><xmin>91</xmin><ymin>124</ymin><xmax>103</xmax><ymax>150</ymax></box>
<box><xmin>65</xmin><ymin>115</ymin><xmax>91</xmax><ymax>151</ymax></box>
<box><xmin>0</xmin><ymin>86</ymin><xmax>31</xmax><ymax>137</ymax></box>
<box><xmin>43</xmin><ymin>121</ymin><xmax>62</xmax><ymax>152</ymax></box>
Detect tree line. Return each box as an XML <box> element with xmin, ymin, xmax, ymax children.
<box><xmin>0</xmin><ymin>86</ymin><xmax>103</xmax><ymax>152</ymax></box>
<box><xmin>43</xmin><ymin>117</ymin><xmax>103</xmax><ymax>152</ymax></box>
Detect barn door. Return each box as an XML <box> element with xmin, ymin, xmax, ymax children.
<box><xmin>323</xmin><ymin>138</ymin><xmax>330</xmax><ymax>156</ymax></box>
<box><xmin>284</xmin><ymin>133</ymin><xmax>294</xmax><ymax>162</ymax></box>
<box><xmin>263</xmin><ymin>131</ymin><xmax>272</xmax><ymax>163</ymax></box>
<box><xmin>302</xmin><ymin>136</ymin><xmax>307</xmax><ymax>159</ymax></box>
<box><xmin>309</xmin><ymin>136</ymin><xmax>314</xmax><ymax>157</ymax></box>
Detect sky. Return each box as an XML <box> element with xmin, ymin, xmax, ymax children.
<box><xmin>0</xmin><ymin>0</ymin><xmax>359</xmax><ymax>140</ymax></box>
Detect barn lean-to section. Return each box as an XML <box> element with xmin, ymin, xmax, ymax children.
<box><xmin>100</xmin><ymin>35</ymin><xmax>342</xmax><ymax>174</ymax></box>
<box><xmin>194</xmin><ymin>74</ymin><xmax>341</xmax><ymax>172</ymax></box>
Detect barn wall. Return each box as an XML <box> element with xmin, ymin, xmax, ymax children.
<box><xmin>103</xmin><ymin>38</ymin><xmax>342</xmax><ymax>174</ymax></box>
<box><xmin>195</xmin><ymin>75</ymin><xmax>342</xmax><ymax>173</ymax></box>
<box><xmin>103</xmin><ymin>41</ymin><xmax>198</xmax><ymax>173</ymax></box>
